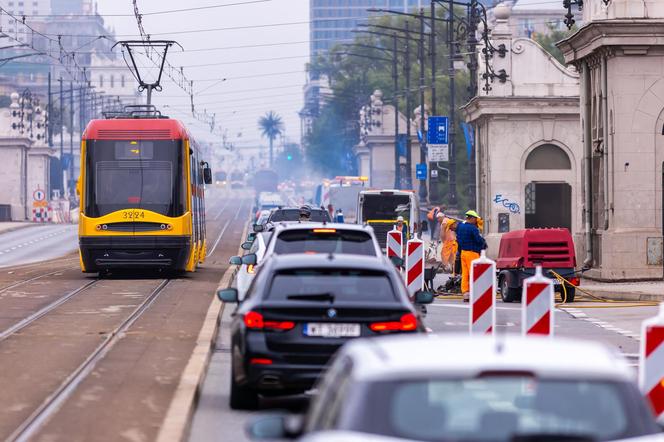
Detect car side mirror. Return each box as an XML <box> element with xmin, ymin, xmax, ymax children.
<box><xmin>241</xmin><ymin>242</ymin><xmax>252</xmax><ymax>250</ymax></box>
<box><xmin>253</xmin><ymin>224</ymin><xmax>264</xmax><ymax>233</ymax></box>
<box><xmin>245</xmin><ymin>413</ymin><xmax>302</xmax><ymax>440</ymax></box>
<box><xmin>390</xmin><ymin>256</ymin><xmax>404</xmax><ymax>268</ymax></box>
<box><xmin>217</xmin><ymin>288</ymin><xmax>239</xmax><ymax>303</ymax></box>
<box><xmin>414</xmin><ymin>290</ymin><xmax>435</xmax><ymax>305</ymax></box>
<box><xmin>203</xmin><ymin>167</ymin><xmax>212</xmax><ymax>185</ymax></box>
<box><xmin>229</xmin><ymin>256</ymin><xmax>242</xmax><ymax>266</ymax></box>
<box><xmin>247</xmin><ymin>233</ymin><xmax>257</xmax><ymax>242</ymax></box>
<box><xmin>242</xmin><ymin>254</ymin><xmax>257</xmax><ymax>266</ymax></box>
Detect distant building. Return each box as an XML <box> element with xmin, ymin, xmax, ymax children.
<box><xmin>490</xmin><ymin>0</ymin><xmax>578</xmax><ymax>39</ymax></box>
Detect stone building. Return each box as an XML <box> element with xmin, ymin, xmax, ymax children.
<box><xmin>463</xmin><ymin>4</ymin><xmax>582</xmax><ymax>255</ymax></box>
<box><xmin>557</xmin><ymin>0</ymin><xmax>664</xmax><ymax>280</ymax></box>
<box><xmin>354</xmin><ymin>90</ymin><xmax>421</xmax><ymax>190</ymax></box>
<box><xmin>0</xmin><ymin>92</ymin><xmax>53</xmax><ymax>221</ymax></box>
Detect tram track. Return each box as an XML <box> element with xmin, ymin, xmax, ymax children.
<box><xmin>0</xmin><ymin>195</ymin><xmax>250</xmax><ymax>441</ymax></box>
<box><xmin>0</xmin><ymin>265</ymin><xmax>80</xmax><ymax>297</ymax></box>
<box><xmin>6</xmin><ymin>278</ymin><xmax>172</xmax><ymax>442</ymax></box>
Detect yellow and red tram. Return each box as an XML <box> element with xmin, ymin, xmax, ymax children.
<box><xmin>77</xmin><ymin>114</ymin><xmax>212</xmax><ymax>273</ymax></box>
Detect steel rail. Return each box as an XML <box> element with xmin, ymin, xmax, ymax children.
<box><xmin>8</xmin><ymin>278</ymin><xmax>172</xmax><ymax>442</ymax></box>
<box><xmin>0</xmin><ymin>266</ymin><xmax>79</xmax><ymax>296</ymax></box>
<box><xmin>0</xmin><ymin>278</ymin><xmax>100</xmax><ymax>342</ymax></box>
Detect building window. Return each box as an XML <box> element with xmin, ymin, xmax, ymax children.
<box><xmin>110</xmin><ymin>75</ymin><xmax>114</xmax><ymax>88</ymax></box>
<box><xmin>121</xmin><ymin>75</ymin><xmax>125</xmax><ymax>87</ymax></box>
<box><xmin>99</xmin><ymin>75</ymin><xmax>104</xmax><ymax>87</ymax></box>
<box><xmin>525</xmin><ymin>144</ymin><xmax>571</xmax><ymax>170</ymax></box>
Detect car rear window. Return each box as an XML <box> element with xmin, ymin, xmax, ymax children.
<box><xmin>267</xmin><ymin>269</ymin><xmax>396</xmax><ymax>302</ymax></box>
<box><xmin>273</xmin><ymin>229</ymin><xmax>377</xmax><ymax>256</ymax></box>
<box><xmin>355</xmin><ymin>377</ymin><xmax>632</xmax><ymax>442</ymax></box>
<box><xmin>269</xmin><ymin>209</ymin><xmax>331</xmax><ymax>222</ymax></box>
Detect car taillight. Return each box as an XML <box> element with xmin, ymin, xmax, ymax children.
<box><xmin>243</xmin><ymin>311</ymin><xmax>295</xmax><ymax>331</ymax></box>
<box><xmin>370</xmin><ymin>313</ymin><xmax>418</xmax><ymax>332</ymax></box>
<box><xmin>247</xmin><ymin>264</ymin><xmax>255</xmax><ymax>274</ymax></box>
<box><xmin>250</xmin><ymin>358</ymin><xmax>273</xmax><ymax>365</ymax></box>
<box><xmin>568</xmin><ymin>277</ymin><xmax>580</xmax><ymax>286</ymax></box>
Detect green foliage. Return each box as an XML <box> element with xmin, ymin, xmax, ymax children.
<box><xmin>533</xmin><ymin>25</ymin><xmax>576</xmax><ymax>65</ymax></box>
<box><xmin>304</xmin><ymin>10</ymin><xmax>474</xmax><ymax>205</ymax></box>
<box><xmin>257</xmin><ymin>111</ymin><xmax>284</xmax><ymax>141</ymax></box>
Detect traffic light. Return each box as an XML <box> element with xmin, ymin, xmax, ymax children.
<box><xmin>287</xmin><ymin>154</ymin><xmax>293</xmax><ymax>161</ymax></box>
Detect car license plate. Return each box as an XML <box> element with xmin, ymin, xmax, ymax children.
<box><xmin>303</xmin><ymin>323</ymin><xmax>361</xmax><ymax>338</ymax></box>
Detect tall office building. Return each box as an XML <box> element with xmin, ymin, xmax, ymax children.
<box><xmin>310</xmin><ymin>0</ymin><xmax>429</xmax><ymax>60</ymax></box>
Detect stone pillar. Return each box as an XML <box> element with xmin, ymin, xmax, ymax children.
<box><xmin>559</xmin><ymin>1</ymin><xmax>664</xmax><ymax>280</ymax></box>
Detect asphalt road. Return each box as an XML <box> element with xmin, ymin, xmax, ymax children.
<box><xmin>188</xmin><ymin>288</ymin><xmax>659</xmax><ymax>442</ymax></box>
<box><xmin>0</xmin><ymin>224</ymin><xmax>78</xmax><ymax>267</ymax></box>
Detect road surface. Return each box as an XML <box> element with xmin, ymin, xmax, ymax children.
<box><xmin>0</xmin><ymin>224</ymin><xmax>78</xmax><ymax>268</ymax></box>
<box><xmin>188</xmin><ymin>292</ymin><xmax>658</xmax><ymax>442</ymax></box>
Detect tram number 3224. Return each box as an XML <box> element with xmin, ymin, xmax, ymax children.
<box><xmin>122</xmin><ymin>210</ymin><xmax>146</xmax><ymax>220</ymax></box>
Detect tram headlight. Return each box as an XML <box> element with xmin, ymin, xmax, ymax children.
<box><xmin>160</xmin><ymin>224</ymin><xmax>167</xmax><ymax>230</ymax></box>
<box><xmin>96</xmin><ymin>224</ymin><xmax>101</xmax><ymax>231</ymax></box>
<box><xmin>167</xmin><ymin>224</ymin><xmax>173</xmax><ymax>230</ymax></box>
<box><xmin>101</xmin><ymin>224</ymin><xmax>108</xmax><ymax>230</ymax></box>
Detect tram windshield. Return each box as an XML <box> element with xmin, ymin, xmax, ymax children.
<box><xmin>85</xmin><ymin>139</ymin><xmax>186</xmax><ymax>217</ymax></box>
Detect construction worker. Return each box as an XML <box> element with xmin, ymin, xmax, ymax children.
<box><xmin>395</xmin><ymin>215</ymin><xmax>407</xmax><ymax>245</ymax></box>
<box><xmin>440</xmin><ymin>217</ymin><xmax>458</xmax><ymax>273</ymax></box>
<box><xmin>427</xmin><ymin>206</ymin><xmax>442</xmax><ymax>238</ymax></box>
<box><xmin>456</xmin><ymin>210</ymin><xmax>487</xmax><ymax>302</ymax></box>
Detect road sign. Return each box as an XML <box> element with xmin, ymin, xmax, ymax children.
<box><xmin>428</xmin><ymin>144</ymin><xmax>449</xmax><ymax>162</ymax></box>
<box><xmin>428</xmin><ymin>116</ymin><xmax>449</xmax><ymax>145</ymax></box>
<box><xmin>430</xmin><ymin>169</ymin><xmax>438</xmax><ymax>179</ymax></box>
<box><xmin>33</xmin><ymin>188</ymin><xmax>46</xmax><ymax>202</ymax></box>
<box><xmin>416</xmin><ymin>163</ymin><xmax>427</xmax><ymax>180</ymax></box>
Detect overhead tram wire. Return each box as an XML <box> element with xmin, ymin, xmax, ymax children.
<box><xmin>5</xmin><ymin>0</ymin><xmax>272</xmax><ymax>18</ymax></box>
<box><xmin>129</xmin><ymin>1</ymin><xmax>214</xmax><ymax>130</ymax></box>
<box><xmin>20</xmin><ymin>17</ymin><xmax>370</xmax><ymax>39</ymax></box>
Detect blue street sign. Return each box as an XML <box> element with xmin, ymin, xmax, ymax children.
<box><xmin>428</xmin><ymin>116</ymin><xmax>449</xmax><ymax>145</ymax></box>
<box><xmin>416</xmin><ymin>163</ymin><xmax>427</xmax><ymax>180</ymax></box>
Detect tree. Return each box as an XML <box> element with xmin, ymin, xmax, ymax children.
<box><xmin>257</xmin><ymin>111</ymin><xmax>284</xmax><ymax>168</ymax></box>
<box><xmin>534</xmin><ymin>25</ymin><xmax>576</xmax><ymax>65</ymax></box>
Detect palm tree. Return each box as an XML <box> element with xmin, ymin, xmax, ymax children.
<box><xmin>258</xmin><ymin>111</ymin><xmax>284</xmax><ymax>168</ymax></box>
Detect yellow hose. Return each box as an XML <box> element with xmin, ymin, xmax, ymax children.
<box><xmin>548</xmin><ymin>270</ymin><xmax>660</xmax><ymax>308</ymax></box>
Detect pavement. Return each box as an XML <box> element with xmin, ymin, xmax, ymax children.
<box><xmin>0</xmin><ymin>221</ymin><xmax>36</xmax><ymax>234</ymax></box>
<box><xmin>0</xmin><ymin>224</ymin><xmax>78</xmax><ymax>268</ymax></box>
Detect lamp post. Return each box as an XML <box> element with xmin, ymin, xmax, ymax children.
<box><xmin>343</xmin><ymin>37</ymin><xmax>405</xmax><ymax>189</ymax></box>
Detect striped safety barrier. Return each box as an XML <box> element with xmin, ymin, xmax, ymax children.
<box><xmin>32</xmin><ymin>207</ymin><xmax>52</xmax><ymax>223</ymax></box>
<box><xmin>639</xmin><ymin>303</ymin><xmax>664</xmax><ymax>423</ymax></box>
<box><xmin>469</xmin><ymin>250</ymin><xmax>496</xmax><ymax>335</ymax></box>
<box><xmin>405</xmin><ymin>237</ymin><xmax>424</xmax><ymax>296</ymax></box>
<box><xmin>387</xmin><ymin>227</ymin><xmax>403</xmax><ymax>260</ymax></box>
<box><xmin>521</xmin><ymin>266</ymin><xmax>555</xmax><ymax>336</ymax></box>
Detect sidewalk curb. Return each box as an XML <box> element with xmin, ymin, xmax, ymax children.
<box><xmin>156</xmin><ymin>218</ymin><xmax>249</xmax><ymax>442</ymax></box>
<box><xmin>579</xmin><ymin>289</ymin><xmax>664</xmax><ymax>303</ymax></box>
<box><xmin>0</xmin><ymin>223</ymin><xmax>39</xmax><ymax>235</ymax></box>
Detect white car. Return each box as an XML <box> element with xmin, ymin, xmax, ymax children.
<box><xmin>231</xmin><ymin>232</ymin><xmax>271</xmax><ymax>301</ymax></box>
<box><xmin>261</xmin><ymin>223</ymin><xmax>382</xmax><ymax>260</ymax></box>
<box><xmin>233</xmin><ymin>224</ymin><xmax>383</xmax><ymax>297</ymax></box>
<box><xmin>247</xmin><ymin>335</ymin><xmax>661</xmax><ymax>441</ymax></box>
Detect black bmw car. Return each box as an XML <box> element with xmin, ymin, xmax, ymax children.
<box><xmin>217</xmin><ymin>254</ymin><xmax>433</xmax><ymax>410</ymax></box>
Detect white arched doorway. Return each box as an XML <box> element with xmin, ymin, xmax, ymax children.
<box><xmin>523</xmin><ymin>143</ymin><xmax>573</xmax><ymax>230</ymax></box>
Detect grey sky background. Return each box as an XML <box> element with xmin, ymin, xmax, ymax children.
<box><xmin>98</xmin><ymin>0</ymin><xmax>309</xmax><ymax>147</ymax></box>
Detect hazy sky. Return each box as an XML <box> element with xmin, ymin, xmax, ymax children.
<box><xmin>98</xmin><ymin>0</ymin><xmax>309</xmax><ymax>147</ymax></box>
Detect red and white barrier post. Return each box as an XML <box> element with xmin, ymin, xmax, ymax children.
<box><xmin>469</xmin><ymin>250</ymin><xmax>496</xmax><ymax>335</ymax></box>
<box><xmin>639</xmin><ymin>303</ymin><xmax>664</xmax><ymax>423</ymax></box>
<box><xmin>387</xmin><ymin>227</ymin><xmax>403</xmax><ymax>261</ymax></box>
<box><xmin>405</xmin><ymin>236</ymin><xmax>424</xmax><ymax>296</ymax></box>
<box><xmin>521</xmin><ymin>266</ymin><xmax>555</xmax><ymax>336</ymax></box>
